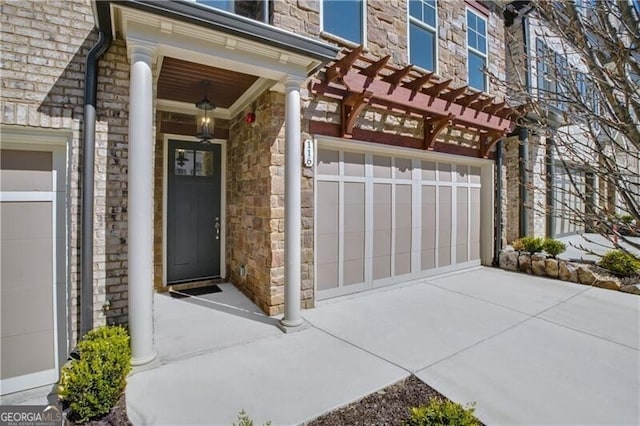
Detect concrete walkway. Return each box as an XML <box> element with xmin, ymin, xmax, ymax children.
<box><xmin>126</xmin><ymin>269</ymin><xmax>639</xmax><ymax>425</ymax></box>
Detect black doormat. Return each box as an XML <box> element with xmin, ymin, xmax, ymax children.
<box><xmin>169</xmin><ymin>284</ymin><xmax>222</xmax><ymax>299</ymax></box>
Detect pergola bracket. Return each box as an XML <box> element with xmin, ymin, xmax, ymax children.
<box><xmin>341</xmin><ymin>90</ymin><xmax>372</xmax><ymax>137</ymax></box>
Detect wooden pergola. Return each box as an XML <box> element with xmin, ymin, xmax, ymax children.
<box><xmin>310</xmin><ymin>46</ymin><xmax>517</xmax><ymax>158</ymax></box>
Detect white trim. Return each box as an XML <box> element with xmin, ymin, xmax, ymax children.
<box><xmin>0</xmin><ymin>369</ymin><xmax>59</xmax><ymax>396</ymax></box>
<box><xmin>0</xmin><ymin>192</ymin><xmax>55</xmax><ymax>202</ymax></box>
<box><xmin>162</xmin><ymin>134</ymin><xmax>227</xmax><ymax>286</ymax></box>
<box><xmin>407</xmin><ymin>0</ymin><xmax>439</xmax><ymax>74</ymax></box>
<box><xmin>465</xmin><ymin>7</ymin><xmax>489</xmax><ymax>93</ymax></box>
<box><xmin>320</xmin><ymin>0</ymin><xmax>367</xmax><ymax>47</ymax></box>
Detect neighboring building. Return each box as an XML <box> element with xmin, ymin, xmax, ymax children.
<box><xmin>503</xmin><ymin>0</ymin><xmax>639</xmax><ymax>243</ymax></box>
<box><xmin>0</xmin><ymin>0</ymin><xmax>514</xmax><ymax>394</ymax></box>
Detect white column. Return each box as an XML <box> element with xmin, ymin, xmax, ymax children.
<box><xmin>127</xmin><ymin>40</ymin><xmax>157</xmax><ymax>365</ymax></box>
<box><xmin>280</xmin><ymin>76</ymin><xmax>305</xmax><ymax>331</ymax></box>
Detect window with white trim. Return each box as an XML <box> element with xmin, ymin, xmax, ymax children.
<box><xmin>322</xmin><ymin>0</ymin><xmax>364</xmax><ymax>44</ymax></box>
<box><xmin>466</xmin><ymin>9</ymin><xmax>487</xmax><ymax>91</ymax></box>
<box><xmin>409</xmin><ymin>0</ymin><xmax>437</xmax><ymax>71</ymax></box>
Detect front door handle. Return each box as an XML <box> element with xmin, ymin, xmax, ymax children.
<box><xmin>215</xmin><ymin>217</ymin><xmax>220</xmax><ymax>240</ymax></box>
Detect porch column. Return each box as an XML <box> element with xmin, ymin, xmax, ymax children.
<box><xmin>127</xmin><ymin>40</ymin><xmax>157</xmax><ymax>365</ymax></box>
<box><xmin>280</xmin><ymin>76</ymin><xmax>305</xmax><ymax>331</ymax></box>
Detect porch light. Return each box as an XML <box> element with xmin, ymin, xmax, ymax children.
<box><xmin>195</xmin><ymin>80</ymin><xmax>215</xmax><ymax>144</ymax></box>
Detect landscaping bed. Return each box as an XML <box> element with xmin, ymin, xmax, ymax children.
<box><xmin>306</xmin><ymin>375</ymin><xmax>481</xmax><ymax>426</ymax></box>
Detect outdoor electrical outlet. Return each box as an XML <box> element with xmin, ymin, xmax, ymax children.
<box><xmin>239</xmin><ymin>265</ymin><xmax>247</xmax><ymax>277</ymax></box>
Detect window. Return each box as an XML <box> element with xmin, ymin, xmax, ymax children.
<box><xmin>466</xmin><ymin>9</ymin><xmax>487</xmax><ymax>91</ymax></box>
<box><xmin>409</xmin><ymin>0</ymin><xmax>437</xmax><ymax>71</ymax></box>
<box><xmin>536</xmin><ymin>39</ymin><xmax>570</xmax><ymax>111</ymax></box>
<box><xmin>195</xmin><ymin>0</ymin><xmax>269</xmax><ymax>23</ymax></box>
<box><xmin>322</xmin><ymin>0</ymin><xmax>364</xmax><ymax>44</ymax></box>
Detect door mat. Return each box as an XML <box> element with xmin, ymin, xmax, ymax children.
<box><xmin>169</xmin><ymin>284</ymin><xmax>222</xmax><ymax>299</ymax></box>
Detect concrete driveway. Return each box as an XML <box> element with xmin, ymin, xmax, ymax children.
<box><xmin>126</xmin><ymin>267</ymin><xmax>639</xmax><ymax>425</ymax></box>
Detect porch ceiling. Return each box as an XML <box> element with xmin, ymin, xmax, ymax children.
<box><xmin>157</xmin><ymin>57</ymin><xmax>259</xmax><ymax>109</ymax></box>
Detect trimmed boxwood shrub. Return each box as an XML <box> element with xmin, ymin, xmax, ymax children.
<box><xmin>58</xmin><ymin>326</ymin><xmax>131</xmax><ymax>423</ymax></box>
<box><xmin>542</xmin><ymin>238</ymin><xmax>566</xmax><ymax>258</ymax></box>
<box><xmin>519</xmin><ymin>236</ymin><xmax>544</xmax><ymax>254</ymax></box>
<box><xmin>599</xmin><ymin>250</ymin><xmax>640</xmax><ymax>277</ymax></box>
<box><xmin>406</xmin><ymin>398</ymin><xmax>479</xmax><ymax>426</ymax></box>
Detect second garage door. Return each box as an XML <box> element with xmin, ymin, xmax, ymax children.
<box><xmin>316</xmin><ymin>146</ymin><xmax>486</xmax><ymax>300</ymax></box>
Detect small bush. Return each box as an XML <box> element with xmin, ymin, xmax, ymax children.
<box><xmin>58</xmin><ymin>326</ymin><xmax>131</xmax><ymax>423</ymax></box>
<box><xmin>542</xmin><ymin>238</ymin><xmax>566</xmax><ymax>258</ymax></box>
<box><xmin>619</xmin><ymin>214</ymin><xmax>634</xmax><ymax>225</ymax></box>
<box><xmin>511</xmin><ymin>238</ymin><xmax>525</xmax><ymax>251</ymax></box>
<box><xmin>406</xmin><ymin>398</ymin><xmax>479</xmax><ymax>426</ymax></box>
<box><xmin>519</xmin><ymin>236</ymin><xmax>544</xmax><ymax>254</ymax></box>
<box><xmin>599</xmin><ymin>250</ymin><xmax>640</xmax><ymax>277</ymax></box>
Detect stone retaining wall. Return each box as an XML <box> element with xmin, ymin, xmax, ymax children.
<box><xmin>498</xmin><ymin>249</ymin><xmax>639</xmax><ymax>294</ymax></box>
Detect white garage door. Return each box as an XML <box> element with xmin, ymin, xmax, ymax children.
<box><xmin>1</xmin><ymin>148</ymin><xmax>61</xmax><ymax>394</ymax></box>
<box><xmin>316</xmin><ymin>147</ymin><xmax>483</xmax><ymax>300</ymax></box>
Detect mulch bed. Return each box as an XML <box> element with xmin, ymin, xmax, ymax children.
<box><xmin>306</xmin><ymin>375</ymin><xmax>473</xmax><ymax>426</ymax></box>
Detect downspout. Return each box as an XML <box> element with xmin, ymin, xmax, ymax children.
<box><xmin>545</xmin><ymin>137</ymin><xmax>555</xmax><ymax>237</ymax></box>
<box><xmin>493</xmin><ymin>140</ymin><xmax>504</xmax><ymax>266</ymax></box>
<box><xmin>519</xmin><ymin>127</ymin><xmax>529</xmax><ymax>237</ymax></box>
<box><xmin>519</xmin><ymin>14</ymin><xmax>532</xmax><ymax>237</ymax></box>
<box><xmin>81</xmin><ymin>23</ymin><xmax>112</xmax><ymax>336</ymax></box>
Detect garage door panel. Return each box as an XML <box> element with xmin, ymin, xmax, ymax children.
<box><xmin>456</xmin><ymin>187</ymin><xmax>469</xmax><ymax>264</ymax></box>
<box><xmin>373</xmin><ymin>155</ymin><xmax>392</xmax><ymax>178</ymax></box>
<box><xmin>317</xmin><ymin>261</ymin><xmax>339</xmax><ymax>291</ymax></box>
<box><xmin>421</xmin><ymin>185</ymin><xmax>437</xmax><ymax>271</ymax></box>
<box><xmin>316</xmin><ymin>233</ymin><xmax>339</xmax><ymax>265</ymax></box>
<box><xmin>470</xmin><ymin>188</ymin><xmax>481</xmax><ymax>260</ymax></box>
<box><xmin>344</xmin><ymin>259</ymin><xmax>365</xmax><ymax>286</ymax></box>
<box><xmin>1</xmin><ymin>331</ymin><xmax>55</xmax><ymax>380</ymax></box>
<box><xmin>395</xmin><ymin>158</ymin><xmax>412</xmax><ymax>179</ymax></box>
<box><xmin>1</xmin><ymin>201</ymin><xmax>52</xmax><ymax>241</ymax></box>
<box><xmin>317</xmin><ymin>149</ymin><xmax>339</xmax><ymax>174</ymax></box>
<box><xmin>343</xmin><ymin>152</ymin><xmax>365</xmax><ymax>176</ymax></box>
<box><xmin>422</xmin><ymin>161</ymin><xmax>436</xmax><ymax>180</ymax></box>
<box><xmin>317</xmin><ymin>181</ymin><xmax>339</xmax><ymax>233</ymax></box>
<box><xmin>438</xmin><ymin>186</ymin><xmax>452</xmax><ymax>267</ymax></box>
<box><xmin>1</xmin><ymin>237</ymin><xmax>53</xmax><ymax>290</ymax></box>
<box><xmin>1</xmin><ymin>286</ymin><xmax>53</xmax><ymax>338</ymax></box>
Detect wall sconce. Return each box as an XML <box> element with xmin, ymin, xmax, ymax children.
<box><xmin>195</xmin><ymin>80</ymin><xmax>215</xmax><ymax>144</ymax></box>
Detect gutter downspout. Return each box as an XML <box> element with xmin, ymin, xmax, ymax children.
<box><xmin>519</xmin><ymin>14</ymin><xmax>532</xmax><ymax>237</ymax></box>
<box><xmin>81</xmin><ymin>27</ymin><xmax>112</xmax><ymax>337</ymax></box>
<box><xmin>493</xmin><ymin>139</ymin><xmax>504</xmax><ymax>266</ymax></box>
<box><xmin>545</xmin><ymin>137</ymin><xmax>555</xmax><ymax>237</ymax></box>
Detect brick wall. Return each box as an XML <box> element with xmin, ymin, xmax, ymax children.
<box><xmin>0</xmin><ymin>0</ymin><xmax>104</xmax><ymax>345</ymax></box>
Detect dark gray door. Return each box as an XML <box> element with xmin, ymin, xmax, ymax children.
<box><xmin>167</xmin><ymin>140</ymin><xmax>222</xmax><ymax>283</ymax></box>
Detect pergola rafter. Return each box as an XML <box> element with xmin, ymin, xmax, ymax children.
<box><xmin>311</xmin><ymin>46</ymin><xmax>516</xmax><ymax>158</ymax></box>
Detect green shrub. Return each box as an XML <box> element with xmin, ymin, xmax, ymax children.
<box><xmin>58</xmin><ymin>326</ymin><xmax>131</xmax><ymax>423</ymax></box>
<box><xmin>542</xmin><ymin>238</ymin><xmax>566</xmax><ymax>258</ymax></box>
<box><xmin>406</xmin><ymin>398</ymin><xmax>479</xmax><ymax>426</ymax></box>
<box><xmin>599</xmin><ymin>250</ymin><xmax>640</xmax><ymax>277</ymax></box>
<box><xmin>619</xmin><ymin>214</ymin><xmax>634</xmax><ymax>225</ymax></box>
<box><xmin>519</xmin><ymin>236</ymin><xmax>544</xmax><ymax>254</ymax></box>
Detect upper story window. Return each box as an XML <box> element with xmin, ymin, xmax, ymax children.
<box><xmin>322</xmin><ymin>0</ymin><xmax>364</xmax><ymax>45</ymax></box>
<box><xmin>466</xmin><ymin>9</ymin><xmax>487</xmax><ymax>91</ymax></box>
<box><xmin>409</xmin><ymin>0</ymin><xmax>437</xmax><ymax>71</ymax></box>
<box><xmin>195</xmin><ymin>0</ymin><xmax>269</xmax><ymax>23</ymax></box>
<box><xmin>536</xmin><ymin>39</ymin><xmax>569</xmax><ymax>111</ymax></box>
